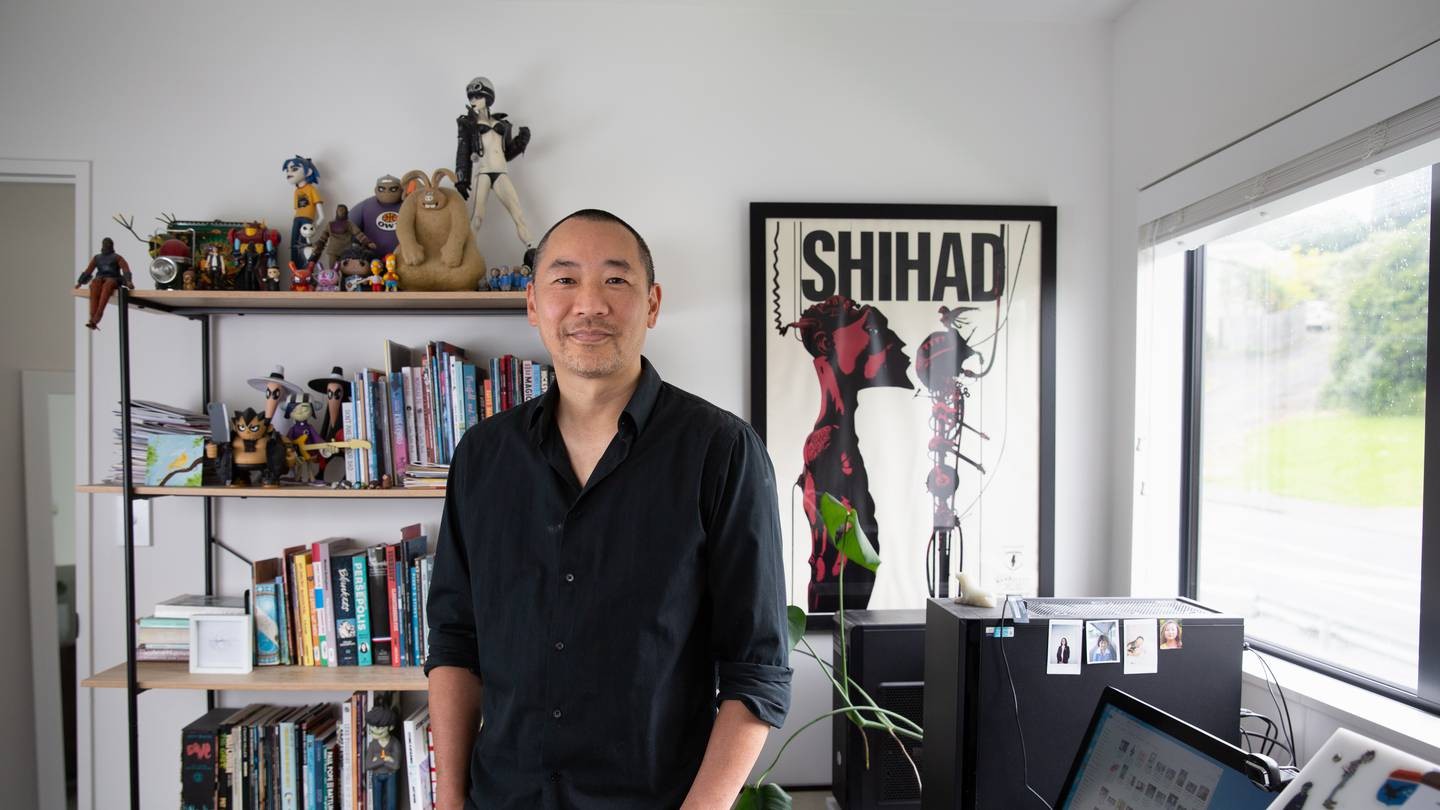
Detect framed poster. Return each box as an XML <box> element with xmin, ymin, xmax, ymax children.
<box><xmin>750</xmin><ymin>203</ymin><xmax>1055</xmax><ymax>616</ymax></box>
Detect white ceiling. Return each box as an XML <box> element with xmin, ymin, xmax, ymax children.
<box><xmin>511</xmin><ymin>0</ymin><xmax>1139</xmax><ymax>24</ymax></box>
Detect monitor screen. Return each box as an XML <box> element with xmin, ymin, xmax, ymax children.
<box><xmin>1060</xmin><ymin>704</ymin><xmax>1273</xmax><ymax>810</ymax></box>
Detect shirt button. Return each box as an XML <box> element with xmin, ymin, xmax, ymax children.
<box><xmin>564</xmin><ymin>573</ymin><xmax>575</xmax><ymax>583</ymax></box>
<box><xmin>552</xmin><ymin>709</ymin><xmax>563</xmax><ymax>720</ymax></box>
<box><xmin>554</xmin><ymin>641</ymin><xmax>564</xmax><ymax>651</ymax></box>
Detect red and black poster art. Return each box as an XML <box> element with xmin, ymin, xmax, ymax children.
<box><xmin>750</xmin><ymin>203</ymin><xmax>1056</xmax><ymax>616</ymax></box>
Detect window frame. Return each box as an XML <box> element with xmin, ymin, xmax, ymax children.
<box><xmin>1177</xmin><ymin>163</ymin><xmax>1440</xmax><ymax>717</ymax></box>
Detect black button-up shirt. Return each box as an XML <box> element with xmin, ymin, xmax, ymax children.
<box><xmin>424</xmin><ymin>357</ymin><xmax>793</xmax><ymax>809</ymax></box>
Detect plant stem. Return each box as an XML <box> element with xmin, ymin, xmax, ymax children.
<box><xmin>794</xmin><ymin>644</ymin><xmax>923</xmax><ymax>737</ymax></box>
<box><xmin>753</xmin><ymin>706</ymin><xmax>922</xmax><ymax>788</ymax></box>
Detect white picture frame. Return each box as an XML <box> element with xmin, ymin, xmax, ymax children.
<box><xmin>189</xmin><ymin>614</ymin><xmax>254</xmax><ymax>674</ymax></box>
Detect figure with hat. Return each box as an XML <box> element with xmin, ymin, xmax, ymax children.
<box><xmin>283</xmin><ymin>394</ymin><xmax>322</xmax><ymax>483</ymax></box>
<box><xmin>310</xmin><ymin>366</ymin><xmax>350</xmax><ymax>481</ymax></box>
<box><xmin>248</xmin><ymin>365</ymin><xmax>302</xmax><ymax>435</ymax></box>
<box><xmin>454</xmin><ymin>75</ymin><xmax>537</xmax><ymax>266</ymax></box>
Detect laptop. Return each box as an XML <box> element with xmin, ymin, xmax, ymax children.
<box><xmin>1055</xmin><ymin>687</ymin><xmax>1281</xmax><ymax>810</ymax></box>
<box><xmin>1265</xmin><ymin>727</ymin><xmax>1439</xmax><ymax>809</ymax></box>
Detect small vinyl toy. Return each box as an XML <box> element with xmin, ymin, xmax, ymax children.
<box><xmin>206</xmin><ymin>406</ymin><xmax>291</xmax><ymax>487</ymax></box>
<box><xmin>283</xmin><ymin>394</ymin><xmax>322</xmax><ymax>483</ymax></box>
<box><xmin>311</xmin><ymin>203</ymin><xmax>379</xmax><ymax>269</ymax></box>
<box><xmin>314</xmin><ymin>261</ymin><xmax>341</xmax><ymax>292</ymax></box>
<box><xmin>201</xmin><ymin>245</ymin><xmax>223</xmax><ymax>290</ymax></box>
<box><xmin>228</xmin><ymin>221</ymin><xmax>281</xmax><ymax>291</ymax></box>
<box><xmin>367</xmin><ymin>258</ymin><xmax>385</xmax><ymax>292</ymax></box>
<box><xmin>364</xmin><ymin>704</ymin><xmax>402</xmax><ymax>810</ymax></box>
<box><xmin>75</xmin><ymin>237</ymin><xmax>134</xmax><ymax>330</ymax></box>
<box><xmin>516</xmin><ymin>264</ymin><xmax>532</xmax><ymax>290</ymax></box>
<box><xmin>298</xmin><ymin>221</ymin><xmax>318</xmax><ymax>263</ymax></box>
<box><xmin>289</xmin><ymin>261</ymin><xmax>315</xmax><ymax>292</ymax></box>
<box><xmin>488</xmin><ymin>267</ymin><xmax>502</xmax><ymax>291</ymax></box>
<box><xmin>264</xmin><ymin>257</ymin><xmax>283</xmax><ymax>291</ymax></box>
<box><xmin>246</xmin><ymin>365</ymin><xmax>302</xmax><ymax>427</ymax></box>
<box><xmin>336</xmin><ymin>246</ymin><xmax>371</xmax><ymax>291</ymax></box>
<box><xmin>382</xmin><ymin>254</ymin><xmax>400</xmax><ymax>291</ymax></box>
<box><xmin>350</xmin><ymin>174</ymin><xmax>405</xmax><ymax>258</ymax></box>
<box><xmin>282</xmin><ymin>155</ymin><xmax>324</xmax><ymax>266</ymax></box>
<box><xmin>309</xmin><ymin>366</ymin><xmax>349</xmax><ymax>480</ymax></box>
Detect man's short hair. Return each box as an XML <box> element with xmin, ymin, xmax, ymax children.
<box><xmin>533</xmin><ymin>209</ymin><xmax>654</xmax><ymax>287</ymax></box>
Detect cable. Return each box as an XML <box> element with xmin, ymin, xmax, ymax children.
<box><xmin>997</xmin><ymin>596</ymin><xmax>1055</xmax><ymax>809</ymax></box>
<box><xmin>1244</xmin><ymin>645</ymin><xmax>1298</xmax><ymax>766</ymax></box>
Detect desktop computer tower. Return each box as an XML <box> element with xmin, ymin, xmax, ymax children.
<box><xmin>921</xmin><ymin>597</ymin><xmax>1244</xmax><ymax>810</ymax></box>
<box><xmin>832</xmin><ymin>610</ymin><xmax>926</xmax><ymax>810</ymax></box>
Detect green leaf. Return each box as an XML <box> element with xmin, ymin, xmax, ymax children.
<box><xmin>734</xmin><ymin>783</ymin><xmax>793</xmax><ymax>810</ymax></box>
<box><xmin>786</xmin><ymin>605</ymin><xmax>807</xmax><ymax>652</ymax></box>
<box><xmin>819</xmin><ymin>492</ymin><xmax>881</xmax><ymax>573</ymax></box>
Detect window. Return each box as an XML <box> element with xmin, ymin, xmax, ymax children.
<box><xmin>1136</xmin><ymin>158</ymin><xmax>1440</xmax><ymax>713</ymax></box>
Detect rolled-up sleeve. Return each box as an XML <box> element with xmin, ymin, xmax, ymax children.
<box><xmin>424</xmin><ymin>432</ymin><xmax>481</xmax><ymax>678</ymax></box>
<box><xmin>705</xmin><ymin>422</ymin><xmax>793</xmax><ymax>728</ymax></box>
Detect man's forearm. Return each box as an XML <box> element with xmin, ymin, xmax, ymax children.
<box><xmin>680</xmin><ymin>699</ymin><xmax>772</xmax><ymax>810</ymax></box>
<box><xmin>428</xmin><ymin>665</ymin><xmax>483</xmax><ymax>810</ymax></box>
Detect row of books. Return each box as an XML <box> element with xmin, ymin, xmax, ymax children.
<box><xmin>136</xmin><ymin>593</ymin><xmax>245</xmax><ymax>662</ymax></box>
<box><xmin>252</xmin><ymin>526</ymin><xmax>434</xmax><ymax>668</ymax></box>
<box><xmin>342</xmin><ymin>340</ymin><xmax>553</xmax><ymax>488</ymax></box>
<box><xmin>181</xmin><ymin>692</ymin><xmax>437</xmax><ymax>810</ymax></box>
<box><xmin>109</xmin><ymin>399</ymin><xmax>210</xmax><ymax>484</ymax></box>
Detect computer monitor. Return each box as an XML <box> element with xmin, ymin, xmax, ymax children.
<box><xmin>1056</xmin><ymin>687</ymin><xmax>1279</xmax><ymax>810</ymax></box>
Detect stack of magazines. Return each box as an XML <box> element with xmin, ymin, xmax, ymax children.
<box><xmin>109</xmin><ymin>400</ymin><xmax>210</xmax><ymax>484</ymax></box>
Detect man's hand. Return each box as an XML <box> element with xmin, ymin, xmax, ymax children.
<box><xmin>679</xmin><ymin>700</ymin><xmax>771</xmax><ymax>810</ymax></box>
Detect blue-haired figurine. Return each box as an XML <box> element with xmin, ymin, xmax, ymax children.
<box><xmin>282</xmin><ymin>155</ymin><xmax>325</xmax><ymax>266</ymax></box>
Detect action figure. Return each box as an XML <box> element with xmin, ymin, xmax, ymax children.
<box><xmin>201</xmin><ymin>245</ymin><xmax>223</xmax><ymax>289</ymax></box>
<box><xmin>298</xmin><ymin>221</ymin><xmax>318</xmax><ymax>263</ymax></box>
<box><xmin>228</xmin><ymin>221</ymin><xmax>281</xmax><ymax>291</ymax></box>
<box><xmin>516</xmin><ymin>264</ymin><xmax>533</xmax><ymax>290</ymax></box>
<box><xmin>283</xmin><ymin>395</ymin><xmax>322</xmax><ymax>483</ymax></box>
<box><xmin>314</xmin><ymin>262</ymin><xmax>341</xmax><ymax>292</ymax></box>
<box><xmin>74</xmin><ymin>237</ymin><xmax>134</xmax><ymax>330</ymax></box>
<box><xmin>246</xmin><ymin>365</ymin><xmax>302</xmax><ymax>426</ymax></box>
<box><xmin>382</xmin><ymin>254</ymin><xmax>400</xmax><ymax>291</ymax></box>
<box><xmin>349</xmin><ymin>175</ymin><xmax>405</xmax><ymax>258</ymax></box>
<box><xmin>309</xmin><ymin>366</ymin><xmax>349</xmax><ymax>478</ymax></box>
<box><xmin>311</xmin><ymin>204</ymin><xmax>379</xmax><ymax>268</ymax></box>
<box><xmin>366</xmin><ymin>258</ymin><xmax>385</xmax><ymax>292</ymax></box>
<box><xmin>289</xmin><ymin>261</ymin><xmax>315</xmax><ymax>292</ymax></box>
<box><xmin>454</xmin><ymin>76</ymin><xmax>536</xmax><ymax>264</ymax></box>
<box><xmin>206</xmin><ymin>407</ymin><xmax>291</xmax><ymax>487</ymax></box>
<box><xmin>263</xmin><ymin>257</ymin><xmax>283</xmax><ymax>291</ymax></box>
<box><xmin>282</xmin><ymin>156</ymin><xmax>324</xmax><ymax>266</ymax></box>
<box><xmin>336</xmin><ymin>246</ymin><xmax>371</xmax><ymax>292</ymax></box>
<box><xmin>364</xmin><ymin>705</ymin><xmax>402</xmax><ymax>810</ymax></box>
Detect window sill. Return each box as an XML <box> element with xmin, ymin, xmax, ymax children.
<box><xmin>1241</xmin><ymin>652</ymin><xmax>1440</xmax><ymax>764</ymax></box>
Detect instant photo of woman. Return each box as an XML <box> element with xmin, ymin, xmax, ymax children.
<box><xmin>1160</xmin><ymin>619</ymin><xmax>1184</xmax><ymax>650</ymax></box>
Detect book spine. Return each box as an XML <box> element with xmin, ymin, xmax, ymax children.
<box><xmin>426</xmin><ymin>723</ymin><xmax>436</xmax><ymax>808</ymax></box>
<box><xmin>353</xmin><ymin>554</ymin><xmax>372</xmax><ymax>667</ymax></box>
<box><xmin>522</xmin><ymin>359</ymin><xmax>533</xmax><ymax>402</ymax></box>
<box><xmin>368</xmin><ymin>371</ymin><xmax>385</xmax><ymax>485</ymax></box>
<box><xmin>390</xmin><ymin>371</ymin><xmax>408</xmax><ymax>480</ymax></box>
<box><xmin>421</xmin><ymin>557</ymin><xmax>433</xmax><ymax>661</ymax></box>
<box><xmin>354</xmin><ymin>372</ymin><xmax>369</xmax><ymax>486</ymax></box>
<box><xmin>402</xmin><ymin>367</ymin><xmax>418</xmax><ymax>469</ymax></box>
<box><xmin>409</xmin><ymin>562</ymin><xmax>421</xmax><ymax>666</ymax></box>
<box><xmin>451</xmin><ymin>356</ymin><xmax>464</xmax><ymax>448</ymax></box>
<box><xmin>254</xmin><ymin>581</ymin><xmax>280</xmax><ymax>666</ymax></box>
<box><xmin>412</xmin><ymin>367</ymin><xmax>428</xmax><ymax>466</ymax></box>
<box><xmin>386</xmin><ymin>545</ymin><xmax>402</xmax><ymax>667</ymax></box>
<box><xmin>311</xmin><ymin>550</ymin><xmax>331</xmax><ymax>667</ymax></box>
<box><xmin>366</xmin><ymin>549</ymin><xmax>393</xmax><ymax>666</ymax></box>
<box><xmin>302</xmin><ymin>730</ymin><xmax>314</xmax><ymax>810</ymax></box>
<box><xmin>333</xmin><ymin>553</ymin><xmax>359</xmax><ymax>667</ymax></box>
<box><xmin>341</xmin><ymin>400</ymin><xmax>357</xmax><ymax>486</ymax></box>
<box><xmin>280</xmin><ymin>720</ymin><xmax>297</xmax><ymax>810</ymax></box>
<box><xmin>420</xmin><ymin>364</ymin><xmax>435</xmax><ymax>469</ymax></box>
<box><xmin>376</xmin><ymin>371</ymin><xmax>394</xmax><ymax>483</ymax></box>
<box><xmin>339</xmin><ymin>701</ymin><xmax>352</xmax><ymax>810</ymax></box>
<box><xmin>463</xmin><ymin>364</ymin><xmax>478</xmax><ymax>429</ymax></box>
<box><xmin>324</xmin><ymin>742</ymin><xmax>337</xmax><ymax>810</ymax></box>
<box><xmin>404</xmin><ymin>718</ymin><xmax>422</xmax><ymax>810</ymax></box>
<box><xmin>293</xmin><ymin>555</ymin><xmax>313</xmax><ymax>667</ymax></box>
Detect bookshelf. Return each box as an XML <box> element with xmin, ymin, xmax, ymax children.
<box><xmin>83</xmin><ymin>662</ymin><xmax>428</xmax><ymax>692</ymax></box>
<box><xmin>78</xmin><ymin>483</ymin><xmax>444</xmax><ymax>498</ymax></box>
<box><xmin>83</xmin><ymin>287</ymin><xmax>512</xmax><ymax>810</ymax></box>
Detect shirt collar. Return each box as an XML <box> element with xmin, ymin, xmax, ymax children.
<box><xmin>528</xmin><ymin>356</ymin><xmax>662</xmax><ymax>444</ymax></box>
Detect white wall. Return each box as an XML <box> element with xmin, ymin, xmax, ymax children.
<box><xmin>1109</xmin><ymin>0</ymin><xmax>1440</xmax><ymax>773</ymax></box>
<box><xmin>0</xmin><ymin>0</ymin><xmax>1114</xmax><ymax>802</ymax></box>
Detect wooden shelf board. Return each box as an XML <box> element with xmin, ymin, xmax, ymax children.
<box><xmin>82</xmin><ymin>661</ymin><xmax>429</xmax><ymax>691</ymax></box>
<box><xmin>77</xmin><ymin>483</ymin><xmax>445</xmax><ymax>498</ymax></box>
<box><xmin>73</xmin><ymin>288</ymin><xmax>526</xmax><ymax>314</ymax></box>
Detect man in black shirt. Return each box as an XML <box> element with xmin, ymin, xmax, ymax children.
<box><xmin>425</xmin><ymin>210</ymin><xmax>792</xmax><ymax>809</ymax></box>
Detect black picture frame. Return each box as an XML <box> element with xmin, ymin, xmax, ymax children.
<box><xmin>749</xmin><ymin>202</ymin><xmax>1056</xmax><ymax>621</ymax></box>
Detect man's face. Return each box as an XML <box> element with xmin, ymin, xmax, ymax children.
<box><xmin>527</xmin><ymin>218</ymin><xmax>660</xmax><ymax>381</ymax></box>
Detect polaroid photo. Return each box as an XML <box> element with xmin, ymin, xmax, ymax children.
<box><xmin>1087</xmin><ymin>620</ymin><xmax>1121</xmax><ymax>664</ymax></box>
<box><xmin>1159</xmin><ymin>618</ymin><xmax>1184</xmax><ymax>651</ymax></box>
<box><xmin>1124</xmin><ymin>619</ymin><xmax>1158</xmax><ymax>674</ymax></box>
<box><xmin>1047</xmin><ymin>619</ymin><xmax>1083</xmax><ymax>675</ymax></box>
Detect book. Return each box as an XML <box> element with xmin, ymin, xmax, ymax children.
<box><xmin>386</xmin><ymin>543</ymin><xmax>402</xmax><ymax>667</ymax></box>
<box><xmin>352</xmin><ymin>553</ymin><xmax>373</xmax><ymax>667</ymax></box>
<box><xmin>138</xmin><ymin>615</ymin><xmax>190</xmax><ymax>629</ymax></box>
<box><xmin>291</xmin><ymin>550</ymin><xmax>315</xmax><ymax>667</ymax></box>
<box><xmin>253</xmin><ymin>558</ymin><xmax>285</xmax><ymax>667</ymax></box>
<box><xmin>137</xmin><ymin>624</ymin><xmax>189</xmax><ymax>646</ymax></box>
<box><xmin>330</xmin><ymin>548</ymin><xmax>362</xmax><ymax>667</ymax></box>
<box><xmin>137</xmin><ymin>645</ymin><xmax>189</xmax><ymax>662</ymax></box>
<box><xmin>155</xmin><ymin>594</ymin><xmax>245</xmax><ymax>619</ymax></box>
<box><xmin>390</xmin><ymin>371</ymin><xmax>409</xmax><ymax>480</ymax></box>
<box><xmin>402</xmin><ymin>367</ymin><xmax>419</xmax><ymax>469</ymax></box>
<box><xmin>181</xmin><ymin>707</ymin><xmax>238</xmax><ymax>810</ymax></box>
<box><xmin>366</xmin><ymin>547</ymin><xmax>393</xmax><ymax>666</ymax></box>
<box><xmin>403</xmin><ymin>706</ymin><xmax>433</xmax><ymax>810</ymax></box>
<box><xmin>341</xmin><ymin>399</ymin><xmax>358</xmax><ymax>486</ymax></box>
